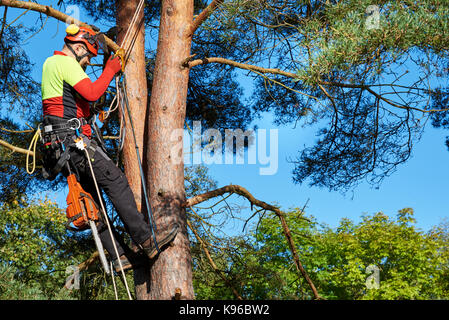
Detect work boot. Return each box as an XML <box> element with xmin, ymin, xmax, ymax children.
<box><xmin>140</xmin><ymin>223</ymin><xmax>179</xmax><ymax>260</ymax></box>
<box><xmin>112</xmin><ymin>252</ymin><xmax>145</xmax><ymax>273</ymax></box>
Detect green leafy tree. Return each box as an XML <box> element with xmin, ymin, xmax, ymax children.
<box><xmin>248</xmin><ymin>208</ymin><xmax>449</xmax><ymax>300</ymax></box>
<box><xmin>0</xmin><ymin>198</ymin><xmax>108</xmax><ymax>299</ymax></box>
<box><xmin>2</xmin><ymin>0</ymin><xmax>449</xmax><ymax>299</ymax></box>
<box><xmin>0</xmin><ymin>263</ymin><xmax>47</xmax><ymax>299</ymax></box>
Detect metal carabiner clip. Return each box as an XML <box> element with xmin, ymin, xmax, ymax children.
<box><xmin>68</xmin><ymin>118</ymin><xmax>81</xmax><ymax>131</ymax></box>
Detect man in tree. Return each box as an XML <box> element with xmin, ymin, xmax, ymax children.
<box><xmin>40</xmin><ymin>25</ymin><xmax>179</xmax><ymax>272</ymax></box>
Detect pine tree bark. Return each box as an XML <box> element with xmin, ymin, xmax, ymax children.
<box><xmin>115</xmin><ymin>0</ymin><xmax>152</xmax><ymax>300</ymax></box>
<box><xmin>143</xmin><ymin>0</ymin><xmax>194</xmax><ymax>300</ymax></box>
<box><xmin>116</xmin><ymin>0</ymin><xmax>146</xmax><ymax>210</ymax></box>
<box><xmin>116</xmin><ymin>0</ymin><xmax>194</xmax><ymax>299</ymax></box>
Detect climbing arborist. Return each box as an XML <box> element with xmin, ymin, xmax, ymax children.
<box><xmin>40</xmin><ymin>25</ymin><xmax>179</xmax><ymax>272</ymax></box>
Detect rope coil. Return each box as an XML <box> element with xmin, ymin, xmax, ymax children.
<box><xmin>26</xmin><ymin>126</ymin><xmax>41</xmax><ymax>175</ymax></box>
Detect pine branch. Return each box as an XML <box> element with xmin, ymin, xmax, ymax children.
<box><xmin>185</xmin><ymin>56</ymin><xmax>447</xmax><ymax>114</ymax></box>
<box><xmin>62</xmin><ymin>251</ymin><xmax>100</xmax><ymax>290</ymax></box>
<box><xmin>0</xmin><ymin>0</ymin><xmax>120</xmax><ymax>52</ymax></box>
<box><xmin>0</xmin><ymin>138</ymin><xmax>33</xmax><ymax>156</ymax></box>
<box><xmin>186</xmin><ymin>0</ymin><xmax>223</xmax><ymax>38</ymax></box>
<box><xmin>184</xmin><ymin>56</ymin><xmax>298</xmax><ymax>79</ymax></box>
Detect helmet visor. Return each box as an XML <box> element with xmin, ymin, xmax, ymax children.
<box><xmin>81</xmin><ymin>32</ymin><xmax>99</xmax><ymax>55</ymax></box>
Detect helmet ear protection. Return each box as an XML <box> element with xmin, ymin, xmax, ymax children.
<box><xmin>64</xmin><ymin>24</ymin><xmax>100</xmax><ymax>62</ymax></box>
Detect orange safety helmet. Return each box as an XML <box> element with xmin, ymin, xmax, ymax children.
<box><xmin>64</xmin><ymin>24</ymin><xmax>99</xmax><ymax>57</ymax></box>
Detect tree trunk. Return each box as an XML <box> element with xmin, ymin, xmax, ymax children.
<box><xmin>115</xmin><ymin>0</ymin><xmax>151</xmax><ymax>300</ymax></box>
<box><xmin>135</xmin><ymin>0</ymin><xmax>195</xmax><ymax>300</ymax></box>
<box><xmin>116</xmin><ymin>0</ymin><xmax>146</xmax><ymax>211</ymax></box>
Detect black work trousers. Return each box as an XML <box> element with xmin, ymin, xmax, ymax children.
<box><xmin>65</xmin><ymin>138</ymin><xmax>151</xmax><ymax>260</ymax></box>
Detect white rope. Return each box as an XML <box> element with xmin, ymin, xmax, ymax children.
<box><xmin>102</xmin><ymin>0</ymin><xmax>145</xmax><ymax>121</ymax></box>
<box><xmin>80</xmin><ymin>4</ymin><xmax>146</xmax><ymax>299</ymax></box>
<box><xmin>119</xmin><ymin>0</ymin><xmax>145</xmax><ymax>53</ymax></box>
<box><xmin>83</xmin><ymin>147</ymin><xmax>133</xmax><ymax>300</ymax></box>
<box><xmin>110</xmin><ymin>260</ymin><xmax>119</xmax><ymax>300</ymax></box>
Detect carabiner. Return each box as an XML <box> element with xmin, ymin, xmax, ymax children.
<box><xmin>68</xmin><ymin>118</ymin><xmax>81</xmax><ymax>131</ymax></box>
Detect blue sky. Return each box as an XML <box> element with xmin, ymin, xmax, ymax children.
<box><xmin>9</xmin><ymin>2</ymin><xmax>449</xmax><ymax>232</ymax></box>
<box><xmin>206</xmin><ymin>112</ymin><xmax>449</xmax><ymax>232</ymax></box>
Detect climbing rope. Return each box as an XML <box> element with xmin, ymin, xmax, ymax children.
<box><xmin>102</xmin><ymin>0</ymin><xmax>145</xmax><ymax>122</ymax></box>
<box><xmin>110</xmin><ymin>260</ymin><xmax>119</xmax><ymax>300</ymax></box>
<box><xmin>26</xmin><ymin>125</ymin><xmax>41</xmax><ymax>175</ymax></box>
<box><xmin>76</xmin><ymin>2</ymin><xmax>147</xmax><ymax>297</ymax></box>
<box><xmin>82</xmin><ymin>144</ymin><xmax>133</xmax><ymax>300</ymax></box>
<box><xmin>101</xmin><ymin>0</ymin><xmax>161</xmax><ymax>254</ymax></box>
<box><xmin>119</xmin><ymin>0</ymin><xmax>146</xmax><ymax>60</ymax></box>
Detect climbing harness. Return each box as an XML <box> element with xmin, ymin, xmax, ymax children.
<box><xmin>35</xmin><ymin>117</ymin><xmax>133</xmax><ymax>298</ymax></box>
<box><xmin>25</xmin><ymin>0</ymin><xmax>150</xmax><ymax>299</ymax></box>
<box><xmin>40</xmin><ymin>117</ymin><xmax>84</xmax><ymax>180</ymax></box>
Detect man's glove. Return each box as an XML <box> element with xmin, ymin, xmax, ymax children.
<box><xmin>105</xmin><ymin>55</ymin><xmax>122</xmax><ymax>74</ymax></box>
<box><xmin>114</xmin><ymin>48</ymin><xmax>126</xmax><ymax>73</ymax></box>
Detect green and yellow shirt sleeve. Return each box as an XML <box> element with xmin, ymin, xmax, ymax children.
<box><xmin>42</xmin><ymin>54</ymin><xmax>89</xmax><ymax>101</ymax></box>
<box><xmin>42</xmin><ymin>51</ymin><xmax>118</xmax><ymax>123</ymax></box>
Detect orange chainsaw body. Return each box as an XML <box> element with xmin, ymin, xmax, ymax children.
<box><xmin>66</xmin><ymin>174</ymin><xmax>99</xmax><ymax>230</ymax></box>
